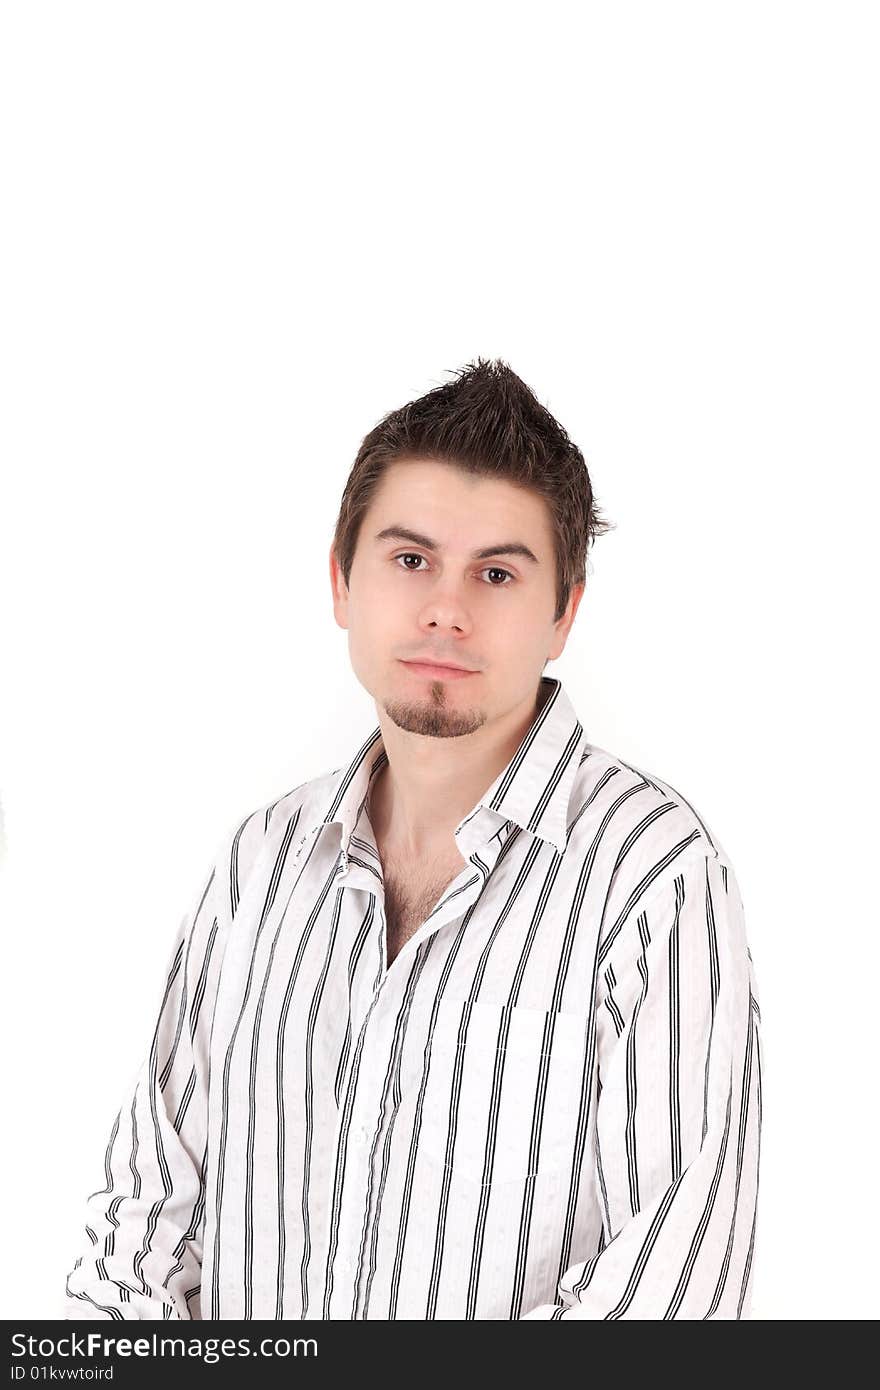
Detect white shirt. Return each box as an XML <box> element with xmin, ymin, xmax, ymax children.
<box><xmin>64</xmin><ymin>675</ymin><xmax>762</xmax><ymax>1320</ymax></box>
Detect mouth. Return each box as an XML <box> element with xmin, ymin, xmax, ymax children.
<box><xmin>399</xmin><ymin>659</ymin><xmax>478</xmax><ymax>682</ymax></box>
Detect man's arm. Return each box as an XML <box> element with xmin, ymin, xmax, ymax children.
<box><xmin>63</xmin><ymin>843</ymin><xmax>227</xmax><ymax>1320</ymax></box>
<box><xmin>521</xmin><ymin>848</ymin><xmax>762</xmax><ymax>1319</ymax></box>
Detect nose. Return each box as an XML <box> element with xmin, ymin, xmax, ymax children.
<box><xmin>417</xmin><ymin>585</ymin><xmax>473</xmax><ymax>637</ymax></box>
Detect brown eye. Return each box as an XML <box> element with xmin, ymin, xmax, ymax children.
<box><xmin>394</xmin><ymin>554</ymin><xmax>514</xmax><ymax>585</ymax></box>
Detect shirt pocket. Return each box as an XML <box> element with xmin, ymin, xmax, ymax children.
<box><xmin>418</xmin><ymin>995</ymin><xmax>589</xmax><ymax>1186</ymax></box>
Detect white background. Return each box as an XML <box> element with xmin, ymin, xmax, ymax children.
<box><xmin>1</xmin><ymin>1</ymin><xmax>877</xmax><ymax>1320</ymax></box>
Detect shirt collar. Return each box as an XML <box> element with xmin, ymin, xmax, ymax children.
<box><xmin>310</xmin><ymin>675</ymin><xmax>587</xmax><ymax>863</ymax></box>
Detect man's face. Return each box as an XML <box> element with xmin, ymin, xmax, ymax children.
<box><xmin>330</xmin><ymin>458</ymin><xmax>583</xmax><ymax>739</ymax></box>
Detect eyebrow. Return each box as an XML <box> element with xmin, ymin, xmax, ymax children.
<box><xmin>374</xmin><ymin>525</ymin><xmax>540</xmax><ymax>565</ymax></box>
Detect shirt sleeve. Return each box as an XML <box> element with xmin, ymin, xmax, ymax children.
<box><xmin>520</xmin><ymin>847</ymin><xmax>763</xmax><ymax>1320</ymax></box>
<box><xmin>62</xmin><ymin>840</ymin><xmax>228</xmax><ymax>1321</ymax></box>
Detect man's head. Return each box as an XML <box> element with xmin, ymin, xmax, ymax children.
<box><xmin>329</xmin><ymin>358</ymin><xmax>613</xmax><ymax>739</ymax></box>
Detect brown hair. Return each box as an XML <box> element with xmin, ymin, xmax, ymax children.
<box><xmin>332</xmin><ymin>357</ymin><xmax>615</xmax><ymax>623</ymax></box>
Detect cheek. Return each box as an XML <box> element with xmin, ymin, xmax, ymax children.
<box><xmin>350</xmin><ymin>583</ymin><xmax>398</xmax><ymax>639</ymax></box>
<box><xmin>353</xmin><ymin>567</ymin><xmax>391</xmax><ymax>606</ymax></box>
<box><xmin>366</xmin><ymin>563</ymin><xmax>406</xmax><ymax>601</ymax></box>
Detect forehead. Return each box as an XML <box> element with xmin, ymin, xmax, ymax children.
<box><xmin>365</xmin><ymin>458</ymin><xmax>553</xmax><ymax>544</ymax></box>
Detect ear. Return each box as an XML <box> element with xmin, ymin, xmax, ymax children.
<box><xmin>329</xmin><ymin>545</ymin><xmax>350</xmax><ymax>629</ymax></box>
<box><xmin>547</xmin><ymin>581</ymin><xmax>585</xmax><ymax>661</ymax></box>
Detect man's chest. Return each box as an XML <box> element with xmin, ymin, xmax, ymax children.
<box><xmin>380</xmin><ymin>849</ymin><xmax>468</xmax><ymax>966</ymax></box>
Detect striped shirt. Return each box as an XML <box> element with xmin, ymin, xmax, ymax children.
<box><xmin>63</xmin><ymin>674</ymin><xmax>762</xmax><ymax>1320</ymax></box>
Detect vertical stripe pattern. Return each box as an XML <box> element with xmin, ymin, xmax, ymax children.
<box><xmin>64</xmin><ymin>676</ymin><xmax>762</xmax><ymax>1320</ymax></box>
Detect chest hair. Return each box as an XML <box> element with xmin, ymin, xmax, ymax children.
<box><xmin>381</xmin><ymin>854</ymin><xmax>466</xmax><ymax>966</ymax></box>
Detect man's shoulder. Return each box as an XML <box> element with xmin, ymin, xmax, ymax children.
<box><xmin>573</xmin><ymin>739</ymin><xmax>735</xmax><ymax>871</ymax></box>
<box><xmin>187</xmin><ymin>762</ymin><xmax>346</xmax><ymax>929</ymax></box>
<box><xmin>224</xmin><ymin>760</ymin><xmax>346</xmax><ymax>875</ymax></box>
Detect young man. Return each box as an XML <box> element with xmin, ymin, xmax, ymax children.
<box><xmin>64</xmin><ymin>359</ymin><xmax>762</xmax><ymax>1320</ymax></box>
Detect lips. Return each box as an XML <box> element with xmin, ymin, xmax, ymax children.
<box><xmin>405</xmin><ymin>660</ymin><xmax>471</xmax><ymax>672</ymax></box>
<box><xmin>400</xmin><ymin>659</ymin><xmax>478</xmax><ymax>680</ymax></box>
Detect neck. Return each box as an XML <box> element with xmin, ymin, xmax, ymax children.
<box><xmin>368</xmin><ymin>680</ymin><xmax>547</xmax><ymax>858</ymax></box>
